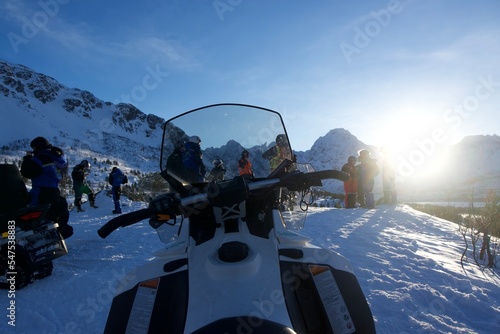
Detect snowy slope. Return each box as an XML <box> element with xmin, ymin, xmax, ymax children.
<box><xmin>2</xmin><ymin>197</ymin><xmax>499</xmax><ymax>333</ymax></box>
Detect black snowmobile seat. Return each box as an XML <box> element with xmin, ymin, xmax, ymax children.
<box><xmin>0</xmin><ymin>164</ymin><xmax>29</xmax><ymax>214</ymax></box>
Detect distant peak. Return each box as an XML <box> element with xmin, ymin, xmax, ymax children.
<box><xmin>458</xmin><ymin>134</ymin><xmax>500</xmax><ymax>146</ymax></box>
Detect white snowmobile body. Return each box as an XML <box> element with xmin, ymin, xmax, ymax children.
<box><xmin>99</xmin><ymin>104</ymin><xmax>375</xmax><ymax>333</ymax></box>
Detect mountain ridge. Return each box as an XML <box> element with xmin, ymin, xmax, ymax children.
<box><xmin>1</xmin><ymin>59</ymin><xmax>499</xmax><ymax>199</ymax></box>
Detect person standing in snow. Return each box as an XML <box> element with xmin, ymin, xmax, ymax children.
<box><xmin>71</xmin><ymin>160</ymin><xmax>97</xmax><ymax>212</ymax></box>
<box><xmin>109</xmin><ymin>166</ymin><xmax>128</xmax><ymax>214</ymax></box>
<box><xmin>207</xmin><ymin>156</ymin><xmax>226</xmax><ymax>182</ymax></box>
<box><xmin>380</xmin><ymin>147</ymin><xmax>397</xmax><ymax>205</ymax></box>
<box><xmin>341</xmin><ymin>156</ymin><xmax>358</xmax><ymax>208</ymax></box>
<box><xmin>20</xmin><ymin>136</ymin><xmax>73</xmax><ymax>238</ymax></box>
<box><xmin>262</xmin><ymin>134</ymin><xmax>291</xmax><ymax>172</ymax></box>
<box><xmin>356</xmin><ymin>149</ymin><xmax>379</xmax><ymax>209</ymax></box>
<box><xmin>238</xmin><ymin>150</ymin><xmax>254</xmax><ymax>179</ymax></box>
<box><xmin>182</xmin><ymin>135</ymin><xmax>206</xmax><ymax>183</ymax></box>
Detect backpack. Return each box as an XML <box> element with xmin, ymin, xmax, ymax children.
<box><xmin>0</xmin><ymin>164</ymin><xmax>29</xmax><ymax>213</ymax></box>
<box><xmin>109</xmin><ymin>169</ymin><xmax>127</xmax><ymax>187</ymax></box>
<box><xmin>20</xmin><ymin>156</ymin><xmax>43</xmax><ymax>179</ymax></box>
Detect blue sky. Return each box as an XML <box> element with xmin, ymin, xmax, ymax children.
<box><xmin>1</xmin><ymin>0</ymin><xmax>499</xmax><ymax>152</ymax></box>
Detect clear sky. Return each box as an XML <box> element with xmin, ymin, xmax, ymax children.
<box><xmin>1</xmin><ymin>0</ymin><xmax>499</xmax><ymax>152</ymax></box>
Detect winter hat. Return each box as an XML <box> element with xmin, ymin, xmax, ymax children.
<box><xmin>30</xmin><ymin>137</ymin><xmax>50</xmax><ymax>150</ymax></box>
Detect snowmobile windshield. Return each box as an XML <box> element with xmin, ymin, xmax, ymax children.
<box><xmin>160</xmin><ymin>104</ymin><xmax>293</xmax><ymax>185</ymax></box>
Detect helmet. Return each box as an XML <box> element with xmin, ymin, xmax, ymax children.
<box><xmin>242</xmin><ymin>150</ymin><xmax>249</xmax><ymax>157</ymax></box>
<box><xmin>30</xmin><ymin>137</ymin><xmax>50</xmax><ymax>150</ymax></box>
<box><xmin>188</xmin><ymin>135</ymin><xmax>201</xmax><ymax>144</ymax></box>
<box><xmin>348</xmin><ymin>156</ymin><xmax>357</xmax><ymax>163</ymax></box>
<box><xmin>276</xmin><ymin>134</ymin><xmax>287</xmax><ymax>147</ymax></box>
<box><xmin>81</xmin><ymin>160</ymin><xmax>91</xmax><ymax>169</ymax></box>
<box><xmin>213</xmin><ymin>156</ymin><xmax>223</xmax><ymax>166</ymax></box>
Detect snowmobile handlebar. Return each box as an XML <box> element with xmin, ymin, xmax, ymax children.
<box><xmin>97</xmin><ymin>208</ymin><xmax>150</xmax><ymax>239</ymax></box>
<box><xmin>298</xmin><ymin>169</ymin><xmax>350</xmax><ymax>183</ymax></box>
<box><xmin>97</xmin><ymin>169</ymin><xmax>348</xmax><ymax>238</ymax></box>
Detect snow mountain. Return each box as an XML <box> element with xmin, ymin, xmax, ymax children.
<box><xmin>1</xmin><ymin>59</ymin><xmax>499</xmax><ymax>199</ymax></box>
<box><xmin>0</xmin><ymin>59</ymin><xmax>163</xmax><ymax>177</ymax></box>
<box><xmin>0</xmin><ymin>59</ymin><xmax>371</xmax><ymax>193</ymax></box>
<box><xmin>295</xmin><ymin>128</ymin><xmax>377</xmax><ymax>193</ymax></box>
<box><xmin>448</xmin><ymin>135</ymin><xmax>500</xmax><ymax>186</ymax></box>
<box><xmin>402</xmin><ymin>134</ymin><xmax>500</xmax><ymax>202</ymax></box>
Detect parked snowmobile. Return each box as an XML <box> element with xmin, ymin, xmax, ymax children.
<box><xmin>0</xmin><ymin>164</ymin><xmax>68</xmax><ymax>289</ymax></box>
<box><xmin>98</xmin><ymin>104</ymin><xmax>376</xmax><ymax>333</ymax></box>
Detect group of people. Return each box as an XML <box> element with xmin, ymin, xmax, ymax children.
<box><xmin>170</xmin><ymin>138</ymin><xmax>396</xmax><ymax>211</ymax></box>
<box><xmin>71</xmin><ymin>159</ymin><xmax>128</xmax><ymax>214</ymax></box>
<box><xmin>167</xmin><ymin>137</ymin><xmax>249</xmax><ymax>183</ymax></box>
<box><xmin>20</xmin><ymin>137</ymin><xmax>129</xmax><ymax>237</ymax></box>
<box><xmin>341</xmin><ymin>148</ymin><xmax>397</xmax><ymax>209</ymax></box>
<box><xmin>167</xmin><ymin>136</ymin><xmax>214</xmax><ymax>184</ymax></box>
<box><xmin>19</xmin><ymin>136</ymin><xmax>394</xmax><ymax>240</ymax></box>
<box><xmin>167</xmin><ymin>133</ymin><xmax>291</xmax><ymax>183</ymax></box>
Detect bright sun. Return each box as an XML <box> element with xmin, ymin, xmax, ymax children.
<box><xmin>374</xmin><ymin>109</ymin><xmax>452</xmax><ymax>187</ymax></box>
<box><xmin>375</xmin><ymin>110</ymin><xmax>435</xmax><ymax>151</ymax></box>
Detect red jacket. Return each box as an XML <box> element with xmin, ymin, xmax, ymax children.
<box><xmin>341</xmin><ymin>162</ymin><xmax>358</xmax><ymax>193</ymax></box>
<box><xmin>238</xmin><ymin>158</ymin><xmax>253</xmax><ymax>176</ymax></box>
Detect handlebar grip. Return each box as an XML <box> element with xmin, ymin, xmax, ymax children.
<box><xmin>97</xmin><ymin>208</ymin><xmax>150</xmax><ymax>239</ymax></box>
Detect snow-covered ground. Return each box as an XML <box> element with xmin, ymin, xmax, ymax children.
<box><xmin>3</xmin><ymin>192</ymin><xmax>500</xmax><ymax>333</ymax></box>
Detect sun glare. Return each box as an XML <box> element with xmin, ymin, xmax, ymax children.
<box><xmin>374</xmin><ymin>109</ymin><xmax>452</xmax><ymax>186</ymax></box>
<box><xmin>375</xmin><ymin>109</ymin><xmax>434</xmax><ymax>152</ymax></box>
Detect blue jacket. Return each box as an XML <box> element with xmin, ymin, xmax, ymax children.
<box><xmin>30</xmin><ymin>147</ymin><xmax>67</xmax><ymax>188</ymax></box>
<box><xmin>182</xmin><ymin>142</ymin><xmax>206</xmax><ymax>182</ymax></box>
<box><xmin>23</xmin><ymin>146</ymin><xmax>67</xmax><ymax>205</ymax></box>
<box><xmin>109</xmin><ymin>168</ymin><xmax>127</xmax><ymax>187</ymax></box>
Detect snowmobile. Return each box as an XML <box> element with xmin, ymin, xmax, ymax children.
<box><xmin>0</xmin><ymin>164</ymin><xmax>68</xmax><ymax>289</ymax></box>
<box><xmin>98</xmin><ymin>104</ymin><xmax>376</xmax><ymax>333</ymax></box>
